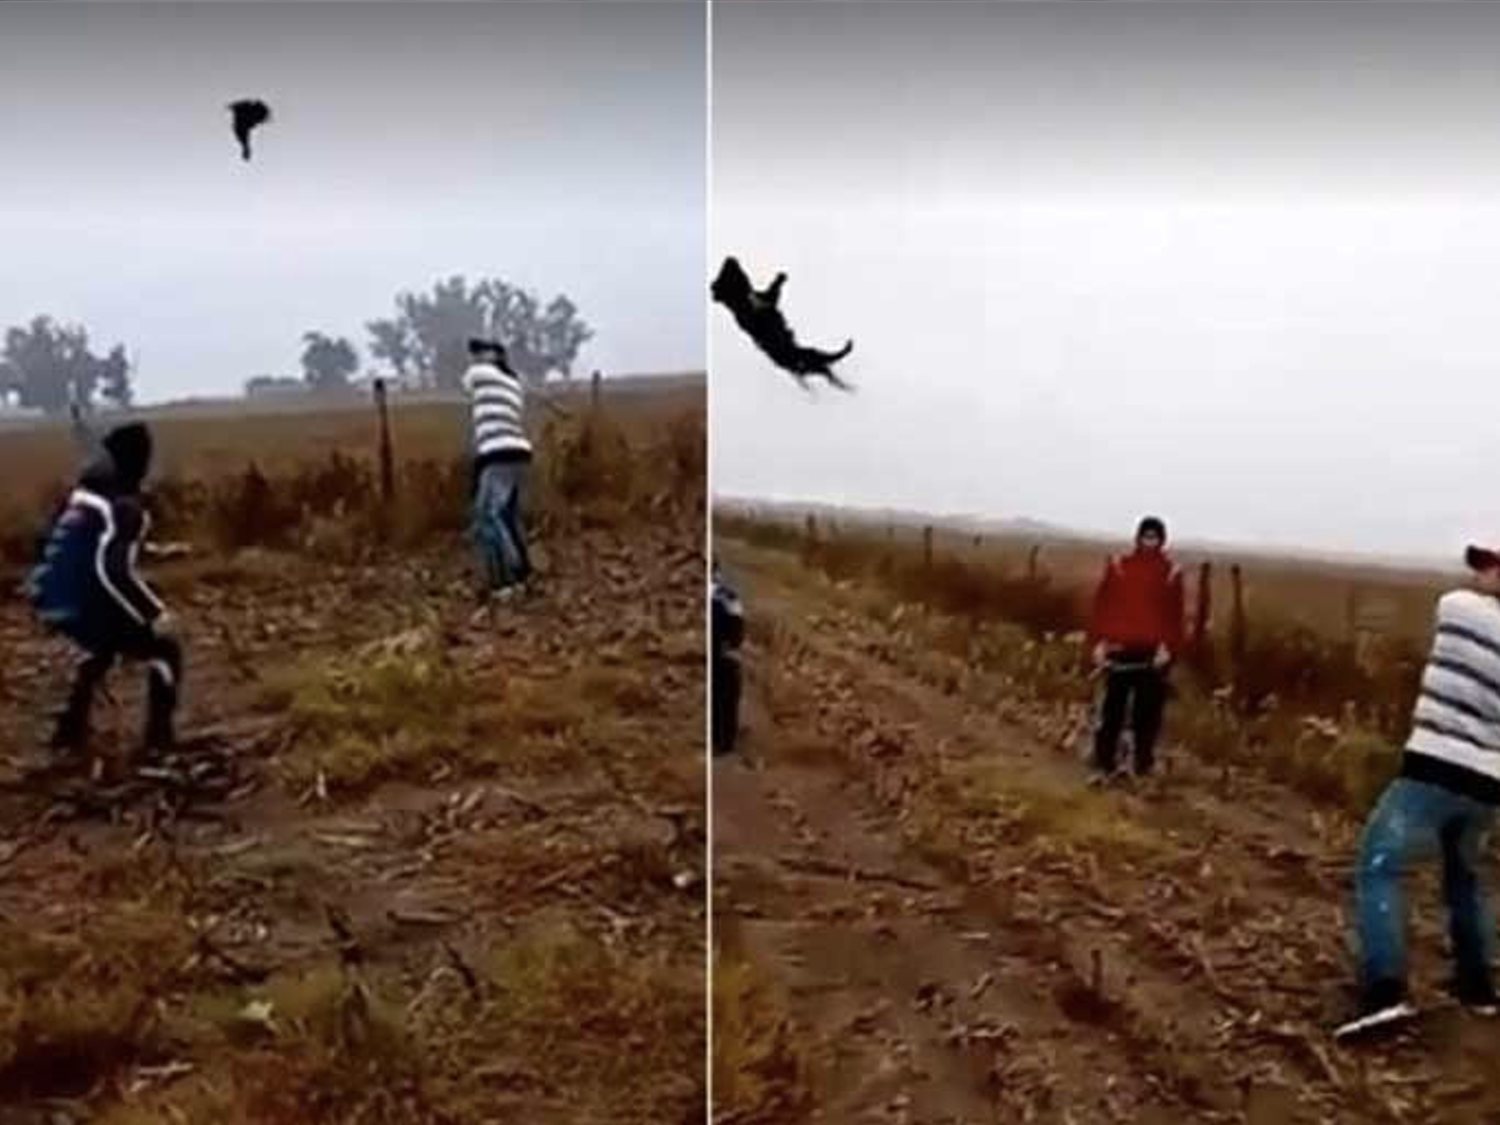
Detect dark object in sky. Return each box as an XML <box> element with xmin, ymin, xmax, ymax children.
<box><xmin>228</xmin><ymin>99</ymin><xmax>271</xmax><ymax>162</ymax></box>
<box><xmin>712</xmin><ymin>256</ymin><xmax>854</xmax><ymax>391</ymax></box>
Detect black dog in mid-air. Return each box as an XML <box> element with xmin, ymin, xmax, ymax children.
<box><xmin>712</xmin><ymin>256</ymin><xmax>854</xmax><ymax>391</ymax></box>
<box><xmin>228</xmin><ymin>99</ymin><xmax>271</xmax><ymax>162</ymax></box>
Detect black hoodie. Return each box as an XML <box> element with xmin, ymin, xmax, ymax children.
<box><xmin>27</xmin><ymin>422</ymin><xmax>164</xmax><ymax>629</ymax></box>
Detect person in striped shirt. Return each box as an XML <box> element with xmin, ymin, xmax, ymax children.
<box><xmin>462</xmin><ymin>337</ymin><xmax>533</xmax><ymax>599</ymax></box>
<box><xmin>1336</xmin><ymin>544</ymin><xmax>1500</xmax><ymax>1040</ymax></box>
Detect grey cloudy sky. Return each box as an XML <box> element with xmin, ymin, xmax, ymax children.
<box><xmin>0</xmin><ymin>0</ymin><xmax>704</xmax><ymax>403</ymax></box>
<box><xmin>712</xmin><ymin>1</ymin><xmax>1500</xmax><ymax>562</ymax></box>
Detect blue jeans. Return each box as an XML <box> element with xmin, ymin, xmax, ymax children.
<box><xmin>1355</xmin><ymin>776</ymin><xmax>1496</xmax><ymax>993</ymax></box>
<box><xmin>472</xmin><ymin>460</ymin><xmax>531</xmax><ymax>591</ymax></box>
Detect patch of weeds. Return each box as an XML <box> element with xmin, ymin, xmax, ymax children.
<box><xmin>260</xmin><ymin>636</ymin><xmax>471</xmax><ymax>797</ymax></box>
<box><xmin>1281</xmin><ymin>722</ymin><xmax>1400</xmax><ymax>811</ymax></box>
<box><xmin>499</xmin><ymin>676</ymin><xmax>592</xmax><ymax>742</ymax></box>
<box><xmin>1171</xmin><ymin>690</ymin><xmax>1400</xmax><ymax>815</ymax></box>
<box><xmin>935</xmin><ymin>759</ymin><xmax>1161</xmax><ymax>859</ymax></box>
<box><xmin>711</xmin><ymin>933</ymin><xmax>811</xmax><ymax>1125</ymax></box>
<box><xmin>261</xmin><ymin>642</ymin><xmax>634</xmax><ymax>797</ymax></box>
<box><xmin>153</xmin><ymin>963</ymin><xmax>439</xmax><ymax>1125</ymax></box>
<box><xmin>0</xmin><ymin>905</ymin><xmax>194</xmax><ymax>1103</ymax></box>
<box><xmin>414</xmin><ymin>915</ymin><xmax>702</xmax><ymax>1121</ymax></box>
<box><xmin>579</xmin><ymin>665</ymin><xmax>665</xmax><ymax>715</ymax></box>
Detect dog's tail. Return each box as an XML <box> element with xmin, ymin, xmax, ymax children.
<box><xmin>826</xmin><ymin>339</ymin><xmax>854</xmax><ymax>364</ymax></box>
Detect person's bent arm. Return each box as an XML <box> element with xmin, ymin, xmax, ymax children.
<box><xmin>1087</xmin><ymin>560</ymin><xmax>1115</xmax><ymax>664</ymax></box>
<box><xmin>98</xmin><ymin>500</ymin><xmax>165</xmax><ymax>626</ymax></box>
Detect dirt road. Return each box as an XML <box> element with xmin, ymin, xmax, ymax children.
<box><xmin>714</xmin><ymin>537</ymin><xmax>1500</xmax><ymax>1125</ymax></box>
<box><xmin>0</xmin><ymin>518</ymin><xmax>704</xmax><ymax>1123</ymax></box>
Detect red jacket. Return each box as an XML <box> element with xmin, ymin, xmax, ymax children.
<box><xmin>1088</xmin><ymin>548</ymin><xmax>1186</xmax><ymax>655</ymax></box>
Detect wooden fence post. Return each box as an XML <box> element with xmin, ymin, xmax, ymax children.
<box><xmin>1229</xmin><ymin>564</ymin><xmax>1247</xmax><ymax>705</ymax></box>
<box><xmin>373</xmin><ymin>377</ymin><xmax>395</xmax><ymax>507</ymax></box>
<box><xmin>802</xmin><ymin>513</ymin><xmax>819</xmax><ymax>567</ymax></box>
<box><xmin>1192</xmin><ymin>560</ymin><xmax>1213</xmax><ymax>677</ymax></box>
<box><xmin>923</xmin><ymin>524</ymin><xmax>934</xmax><ymax>571</ymax></box>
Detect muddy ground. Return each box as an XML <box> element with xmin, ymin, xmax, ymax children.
<box><xmin>714</xmin><ymin>536</ymin><xmax>1500</xmax><ymax>1125</ymax></box>
<box><xmin>0</xmin><ymin>517</ymin><xmax>704</xmax><ymax>1123</ymax></box>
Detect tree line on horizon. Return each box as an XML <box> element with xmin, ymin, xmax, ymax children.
<box><xmin>1</xmin><ymin>275</ymin><xmax>593</xmax><ymax>416</ymax></box>
<box><xmin>0</xmin><ymin>318</ymin><xmax>133</xmax><ymax>415</ymax></box>
<box><xmin>255</xmin><ymin>275</ymin><xmax>594</xmax><ymax>399</ymax></box>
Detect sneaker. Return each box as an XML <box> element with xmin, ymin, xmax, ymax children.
<box><xmin>1334</xmin><ymin>980</ymin><xmax>1417</xmax><ymax>1042</ymax></box>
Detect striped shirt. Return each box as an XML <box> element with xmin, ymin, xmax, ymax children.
<box><xmin>1403</xmin><ymin>589</ymin><xmax>1500</xmax><ymax>801</ymax></box>
<box><xmin>462</xmin><ymin>361</ymin><xmax>532</xmax><ymax>460</ymax></box>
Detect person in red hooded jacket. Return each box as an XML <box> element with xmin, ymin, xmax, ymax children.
<box><xmin>1087</xmin><ymin>516</ymin><xmax>1185</xmax><ymax>779</ymax></box>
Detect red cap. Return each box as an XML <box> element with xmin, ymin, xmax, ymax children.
<box><xmin>1466</xmin><ymin>545</ymin><xmax>1500</xmax><ymax>571</ymax></box>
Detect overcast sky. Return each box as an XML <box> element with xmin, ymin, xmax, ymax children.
<box><xmin>712</xmin><ymin>1</ymin><xmax>1500</xmax><ymax>563</ymax></box>
<box><xmin>0</xmin><ymin>0</ymin><xmax>704</xmax><ymax>403</ymax></box>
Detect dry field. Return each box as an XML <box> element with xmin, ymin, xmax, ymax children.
<box><xmin>713</xmin><ymin>509</ymin><xmax>1500</xmax><ymax>1125</ymax></box>
<box><xmin>0</xmin><ymin>378</ymin><xmax>705</xmax><ymax>1124</ymax></box>
<box><xmin>718</xmin><ymin>504</ymin><xmax>1459</xmax><ymax>644</ymax></box>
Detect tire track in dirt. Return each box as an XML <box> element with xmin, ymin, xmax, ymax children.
<box><xmin>717</xmin><ymin>747</ymin><xmax>1195</xmax><ymax>1124</ymax></box>
<box><xmin>768</xmin><ymin>572</ymin><xmax>1500</xmax><ymax>1123</ymax></box>
<box><xmin>717</xmin><ymin>538</ymin><xmax>1500</xmax><ymax>1125</ymax></box>
<box><xmin>717</xmin><ymin>564</ymin><xmax>1216</xmax><ymax>1123</ymax></box>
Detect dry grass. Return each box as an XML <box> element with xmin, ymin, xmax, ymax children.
<box><xmin>932</xmin><ymin>757</ymin><xmax>1160</xmax><ymax>858</ymax></box>
<box><xmin>259</xmin><ymin>635</ymin><xmax>659</xmax><ymax>800</ymax></box>
<box><xmin>0</xmin><ymin>383</ymin><xmax>705</xmax><ymax>1123</ymax></box>
<box><xmin>70</xmin><ymin>864</ymin><xmax>702</xmax><ymax>1124</ymax></box>
<box><xmin>0</xmin><ymin>907</ymin><xmax>195</xmax><ymax>1103</ymax></box>
<box><xmin>257</xmin><ymin>630</ymin><xmax>473</xmax><ymax>797</ymax></box>
<box><xmin>2</xmin><ymin>386</ymin><xmax>704</xmax><ymax>570</ymax></box>
<box><xmin>0</xmin><ymin>383</ymin><xmax>697</xmax><ymax>481</ymax></box>
<box><xmin>729</xmin><ymin>505</ymin><xmax>1454</xmax><ymax>645</ymax></box>
<box><xmin>710</xmin><ymin>931</ymin><xmax>810</xmax><ymax>1125</ymax></box>
<box><xmin>79</xmin><ymin>919</ymin><xmax>704</xmax><ymax>1124</ymax></box>
<box><xmin>457</xmin><ymin>917</ymin><xmax>703</xmax><ymax>1113</ymax></box>
<box><xmin>88</xmin><ymin>961</ymin><xmax>439</xmax><ymax>1125</ymax></box>
<box><xmin>721</xmin><ymin>510</ymin><xmax>1417</xmax><ymax>816</ymax></box>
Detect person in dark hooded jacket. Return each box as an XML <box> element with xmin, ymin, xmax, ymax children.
<box><xmin>711</xmin><ymin>561</ymin><xmax>745</xmax><ymax>757</ymax></box>
<box><xmin>26</xmin><ymin>420</ymin><xmax>181</xmax><ymax>758</ymax></box>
